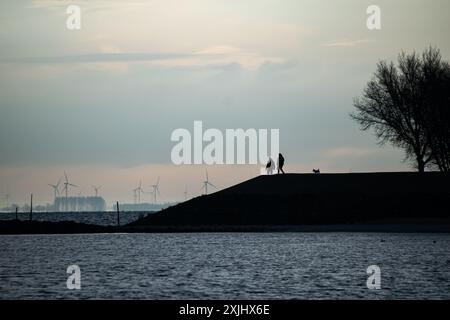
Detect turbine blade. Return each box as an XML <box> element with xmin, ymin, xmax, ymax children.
<box><xmin>208</xmin><ymin>182</ymin><xmax>217</xmax><ymax>189</ymax></box>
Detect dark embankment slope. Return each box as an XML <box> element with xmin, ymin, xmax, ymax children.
<box><xmin>128</xmin><ymin>172</ymin><xmax>450</xmax><ymax>229</ymax></box>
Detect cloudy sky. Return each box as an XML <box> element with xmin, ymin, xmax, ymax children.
<box><xmin>1</xmin><ymin>0</ymin><xmax>450</xmax><ymax>206</ymax></box>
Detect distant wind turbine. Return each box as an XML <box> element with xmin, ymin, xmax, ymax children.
<box><xmin>60</xmin><ymin>172</ymin><xmax>78</xmax><ymax>212</ymax></box>
<box><xmin>150</xmin><ymin>177</ymin><xmax>160</xmax><ymax>204</ymax></box>
<box><xmin>201</xmin><ymin>169</ymin><xmax>217</xmax><ymax>195</ymax></box>
<box><xmin>61</xmin><ymin>172</ymin><xmax>78</xmax><ymax>199</ymax></box>
<box><xmin>48</xmin><ymin>178</ymin><xmax>62</xmax><ymax>199</ymax></box>
<box><xmin>135</xmin><ymin>180</ymin><xmax>144</xmax><ymax>203</ymax></box>
<box><xmin>92</xmin><ymin>185</ymin><xmax>102</xmax><ymax>197</ymax></box>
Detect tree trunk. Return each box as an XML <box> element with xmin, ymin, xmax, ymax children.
<box><xmin>417</xmin><ymin>158</ymin><xmax>425</xmax><ymax>173</ymax></box>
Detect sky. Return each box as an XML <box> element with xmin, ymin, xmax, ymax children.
<box><xmin>1</xmin><ymin>0</ymin><xmax>450</xmax><ymax>206</ymax></box>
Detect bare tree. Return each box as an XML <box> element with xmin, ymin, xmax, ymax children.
<box><xmin>421</xmin><ymin>48</ymin><xmax>450</xmax><ymax>172</ymax></box>
<box><xmin>351</xmin><ymin>47</ymin><xmax>450</xmax><ymax>172</ymax></box>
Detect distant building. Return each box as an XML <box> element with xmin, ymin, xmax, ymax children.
<box><xmin>54</xmin><ymin>196</ymin><xmax>106</xmax><ymax>212</ymax></box>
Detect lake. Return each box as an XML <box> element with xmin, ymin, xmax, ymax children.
<box><xmin>0</xmin><ymin>233</ymin><xmax>449</xmax><ymax>299</ymax></box>
<box><xmin>0</xmin><ymin>211</ymin><xmax>145</xmax><ymax>226</ymax></box>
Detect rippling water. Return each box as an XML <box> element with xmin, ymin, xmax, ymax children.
<box><xmin>0</xmin><ymin>212</ymin><xmax>145</xmax><ymax>226</ymax></box>
<box><xmin>1</xmin><ymin>233</ymin><xmax>449</xmax><ymax>299</ymax></box>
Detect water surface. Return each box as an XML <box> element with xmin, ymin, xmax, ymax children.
<box><xmin>0</xmin><ymin>212</ymin><xmax>144</xmax><ymax>226</ymax></box>
<box><xmin>0</xmin><ymin>233</ymin><xmax>449</xmax><ymax>299</ymax></box>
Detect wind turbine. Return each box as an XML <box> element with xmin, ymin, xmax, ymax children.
<box><xmin>150</xmin><ymin>177</ymin><xmax>161</xmax><ymax>204</ymax></box>
<box><xmin>48</xmin><ymin>178</ymin><xmax>62</xmax><ymax>199</ymax></box>
<box><xmin>60</xmin><ymin>172</ymin><xmax>78</xmax><ymax>212</ymax></box>
<box><xmin>92</xmin><ymin>185</ymin><xmax>102</xmax><ymax>197</ymax></box>
<box><xmin>201</xmin><ymin>169</ymin><xmax>217</xmax><ymax>195</ymax></box>
<box><xmin>61</xmin><ymin>172</ymin><xmax>78</xmax><ymax>199</ymax></box>
<box><xmin>135</xmin><ymin>180</ymin><xmax>144</xmax><ymax>203</ymax></box>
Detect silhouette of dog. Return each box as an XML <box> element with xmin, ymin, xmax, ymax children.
<box><xmin>312</xmin><ymin>169</ymin><xmax>320</xmax><ymax>174</ymax></box>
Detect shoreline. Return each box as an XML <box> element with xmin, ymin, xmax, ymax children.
<box><xmin>1</xmin><ymin>219</ymin><xmax>450</xmax><ymax>235</ymax></box>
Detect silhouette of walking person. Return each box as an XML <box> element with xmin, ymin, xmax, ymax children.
<box><xmin>266</xmin><ymin>157</ymin><xmax>274</xmax><ymax>175</ymax></box>
<box><xmin>278</xmin><ymin>153</ymin><xmax>285</xmax><ymax>174</ymax></box>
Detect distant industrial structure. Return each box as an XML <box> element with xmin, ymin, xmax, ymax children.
<box><xmin>54</xmin><ymin>196</ymin><xmax>106</xmax><ymax>212</ymax></box>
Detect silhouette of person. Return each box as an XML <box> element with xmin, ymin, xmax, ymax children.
<box><xmin>266</xmin><ymin>157</ymin><xmax>274</xmax><ymax>175</ymax></box>
<box><xmin>278</xmin><ymin>153</ymin><xmax>285</xmax><ymax>174</ymax></box>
